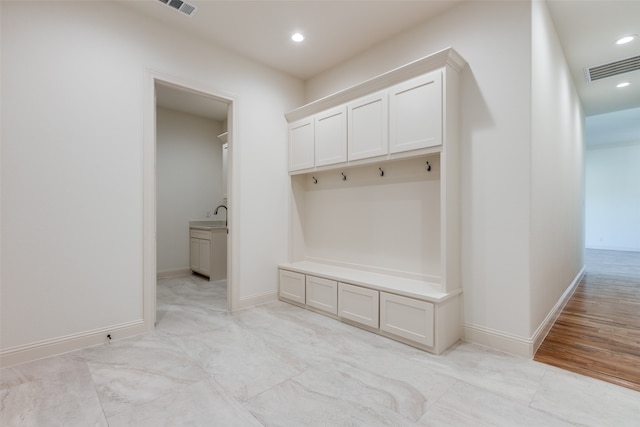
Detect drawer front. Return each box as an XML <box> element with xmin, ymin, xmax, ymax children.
<box><xmin>380</xmin><ymin>292</ymin><xmax>434</xmax><ymax>347</ymax></box>
<box><xmin>190</xmin><ymin>229</ymin><xmax>211</xmax><ymax>240</ymax></box>
<box><xmin>338</xmin><ymin>283</ymin><xmax>379</xmax><ymax>329</ymax></box>
<box><xmin>279</xmin><ymin>269</ymin><xmax>306</xmax><ymax>305</ymax></box>
<box><xmin>306</xmin><ymin>275</ymin><xmax>338</xmax><ymax>315</ymax></box>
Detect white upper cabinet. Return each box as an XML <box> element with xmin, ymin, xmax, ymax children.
<box><xmin>347</xmin><ymin>91</ymin><xmax>389</xmax><ymax>161</ymax></box>
<box><xmin>389</xmin><ymin>70</ymin><xmax>443</xmax><ymax>154</ymax></box>
<box><xmin>289</xmin><ymin>117</ymin><xmax>315</xmax><ymax>172</ymax></box>
<box><xmin>315</xmin><ymin>105</ymin><xmax>347</xmax><ymax>167</ymax></box>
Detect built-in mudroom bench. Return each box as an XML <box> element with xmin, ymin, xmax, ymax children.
<box><xmin>279</xmin><ymin>47</ymin><xmax>467</xmax><ymax>355</ymax></box>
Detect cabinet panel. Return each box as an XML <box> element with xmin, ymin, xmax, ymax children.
<box><xmin>338</xmin><ymin>282</ymin><xmax>379</xmax><ymax>328</ymax></box>
<box><xmin>306</xmin><ymin>275</ymin><xmax>338</xmax><ymax>315</ymax></box>
<box><xmin>347</xmin><ymin>91</ymin><xmax>388</xmax><ymax>161</ymax></box>
<box><xmin>389</xmin><ymin>70</ymin><xmax>442</xmax><ymax>154</ymax></box>
<box><xmin>190</xmin><ymin>238</ymin><xmax>199</xmax><ymax>272</ymax></box>
<box><xmin>279</xmin><ymin>269</ymin><xmax>306</xmax><ymax>305</ymax></box>
<box><xmin>198</xmin><ymin>239</ymin><xmax>211</xmax><ymax>275</ymax></box>
<box><xmin>289</xmin><ymin>118</ymin><xmax>315</xmax><ymax>171</ymax></box>
<box><xmin>315</xmin><ymin>106</ymin><xmax>347</xmax><ymax>167</ymax></box>
<box><xmin>380</xmin><ymin>292</ymin><xmax>434</xmax><ymax>347</ymax></box>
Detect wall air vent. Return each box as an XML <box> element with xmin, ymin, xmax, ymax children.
<box><xmin>585</xmin><ymin>55</ymin><xmax>640</xmax><ymax>82</ymax></box>
<box><xmin>157</xmin><ymin>0</ymin><xmax>198</xmax><ymax>17</ymax></box>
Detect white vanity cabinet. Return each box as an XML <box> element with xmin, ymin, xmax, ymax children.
<box><xmin>190</xmin><ymin>229</ymin><xmax>211</xmax><ymax>277</ymax></box>
<box><xmin>347</xmin><ymin>91</ymin><xmax>389</xmax><ymax>161</ymax></box>
<box><xmin>389</xmin><ymin>70</ymin><xmax>443</xmax><ymax>154</ymax></box>
<box><xmin>288</xmin><ymin>117</ymin><xmax>315</xmax><ymax>172</ymax></box>
<box><xmin>315</xmin><ymin>106</ymin><xmax>347</xmax><ymax>167</ymax></box>
<box><xmin>190</xmin><ymin>227</ymin><xmax>227</xmax><ymax>280</ymax></box>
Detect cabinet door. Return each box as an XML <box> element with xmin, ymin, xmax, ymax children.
<box><xmin>380</xmin><ymin>292</ymin><xmax>434</xmax><ymax>347</ymax></box>
<box><xmin>289</xmin><ymin>118</ymin><xmax>315</xmax><ymax>171</ymax></box>
<box><xmin>338</xmin><ymin>282</ymin><xmax>379</xmax><ymax>328</ymax></box>
<box><xmin>389</xmin><ymin>70</ymin><xmax>442</xmax><ymax>154</ymax></box>
<box><xmin>306</xmin><ymin>275</ymin><xmax>338</xmax><ymax>315</ymax></box>
<box><xmin>190</xmin><ymin>238</ymin><xmax>200</xmax><ymax>271</ymax></box>
<box><xmin>347</xmin><ymin>91</ymin><xmax>388</xmax><ymax>161</ymax></box>
<box><xmin>315</xmin><ymin>106</ymin><xmax>347</xmax><ymax>167</ymax></box>
<box><xmin>279</xmin><ymin>269</ymin><xmax>306</xmax><ymax>305</ymax></box>
<box><xmin>198</xmin><ymin>238</ymin><xmax>211</xmax><ymax>276</ymax></box>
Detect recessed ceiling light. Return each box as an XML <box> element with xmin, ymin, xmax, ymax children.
<box><xmin>616</xmin><ymin>81</ymin><xmax>631</xmax><ymax>88</ymax></box>
<box><xmin>616</xmin><ymin>35</ymin><xmax>637</xmax><ymax>45</ymax></box>
<box><xmin>291</xmin><ymin>33</ymin><xmax>304</xmax><ymax>43</ymax></box>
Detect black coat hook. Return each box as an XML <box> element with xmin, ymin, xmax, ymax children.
<box><xmin>341</xmin><ymin>172</ymin><xmax>347</xmax><ymax>181</ymax></box>
<box><xmin>426</xmin><ymin>161</ymin><xmax>431</xmax><ymax>172</ymax></box>
<box><xmin>312</xmin><ymin>176</ymin><xmax>318</xmax><ymax>184</ymax></box>
<box><xmin>379</xmin><ymin>168</ymin><xmax>384</xmax><ymax>177</ymax></box>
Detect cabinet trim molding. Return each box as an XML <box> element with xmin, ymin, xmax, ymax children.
<box><xmin>285</xmin><ymin>47</ymin><xmax>466</xmax><ymax>123</ymax></box>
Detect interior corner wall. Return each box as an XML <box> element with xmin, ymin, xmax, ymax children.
<box><xmin>305</xmin><ymin>1</ymin><xmax>534</xmax><ymax>349</ymax></box>
<box><xmin>0</xmin><ymin>1</ymin><xmax>303</xmax><ymax>359</ymax></box>
<box><xmin>585</xmin><ymin>141</ymin><xmax>640</xmax><ymax>251</ymax></box>
<box><xmin>530</xmin><ymin>0</ymin><xmax>585</xmax><ymax>343</ymax></box>
<box><xmin>156</xmin><ymin>107</ymin><xmax>224</xmax><ymax>274</ymax></box>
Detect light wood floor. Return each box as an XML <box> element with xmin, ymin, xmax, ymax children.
<box><xmin>535</xmin><ymin>249</ymin><xmax>640</xmax><ymax>392</ymax></box>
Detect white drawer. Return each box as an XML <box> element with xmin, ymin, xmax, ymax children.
<box><xmin>279</xmin><ymin>269</ymin><xmax>306</xmax><ymax>305</ymax></box>
<box><xmin>338</xmin><ymin>282</ymin><xmax>379</xmax><ymax>329</ymax></box>
<box><xmin>380</xmin><ymin>292</ymin><xmax>434</xmax><ymax>347</ymax></box>
<box><xmin>190</xmin><ymin>229</ymin><xmax>211</xmax><ymax>240</ymax></box>
<box><xmin>306</xmin><ymin>275</ymin><xmax>338</xmax><ymax>315</ymax></box>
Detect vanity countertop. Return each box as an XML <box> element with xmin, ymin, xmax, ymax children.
<box><xmin>189</xmin><ymin>220</ymin><xmax>226</xmax><ymax>230</ymax></box>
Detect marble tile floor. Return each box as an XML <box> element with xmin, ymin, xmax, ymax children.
<box><xmin>2</xmin><ymin>274</ymin><xmax>639</xmax><ymax>426</ymax></box>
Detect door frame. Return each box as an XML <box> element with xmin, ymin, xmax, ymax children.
<box><xmin>143</xmin><ymin>68</ymin><xmax>239</xmax><ymax>328</ymax></box>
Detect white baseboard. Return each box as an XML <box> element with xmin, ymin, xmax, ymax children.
<box><xmin>464</xmin><ymin>266</ymin><xmax>586</xmax><ymax>358</ymax></box>
<box><xmin>463</xmin><ymin>323</ymin><xmax>532</xmax><ymax>357</ymax></box>
<box><xmin>0</xmin><ymin>320</ymin><xmax>148</xmax><ymax>368</ymax></box>
<box><xmin>585</xmin><ymin>245</ymin><xmax>640</xmax><ymax>252</ymax></box>
<box><xmin>157</xmin><ymin>268</ymin><xmax>191</xmax><ymax>279</ymax></box>
<box><xmin>531</xmin><ymin>265</ymin><xmax>586</xmax><ymax>354</ymax></box>
<box><xmin>234</xmin><ymin>291</ymin><xmax>278</xmax><ymax>310</ymax></box>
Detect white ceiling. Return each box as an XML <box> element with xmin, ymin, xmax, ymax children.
<box><xmin>546</xmin><ymin>0</ymin><xmax>640</xmax><ymax>117</ymax></box>
<box><xmin>134</xmin><ymin>0</ymin><xmax>640</xmax><ymax>138</ymax></box>
<box><xmin>120</xmin><ymin>0</ymin><xmax>462</xmax><ymax>81</ymax></box>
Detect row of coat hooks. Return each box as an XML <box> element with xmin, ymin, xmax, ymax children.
<box><xmin>311</xmin><ymin>161</ymin><xmax>432</xmax><ymax>184</ymax></box>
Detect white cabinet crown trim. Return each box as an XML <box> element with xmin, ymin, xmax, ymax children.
<box><xmin>285</xmin><ymin>47</ymin><xmax>466</xmax><ymax>123</ymax></box>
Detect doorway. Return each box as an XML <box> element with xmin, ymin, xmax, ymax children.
<box><xmin>143</xmin><ymin>70</ymin><xmax>238</xmax><ymax>328</ymax></box>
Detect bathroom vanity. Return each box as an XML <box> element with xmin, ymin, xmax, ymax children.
<box><xmin>189</xmin><ymin>221</ymin><xmax>227</xmax><ymax>280</ymax></box>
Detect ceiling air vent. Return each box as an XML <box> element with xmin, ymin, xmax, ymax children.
<box><xmin>585</xmin><ymin>55</ymin><xmax>640</xmax><ymax>82</ymax></box>
<box><xmin>157</xmin><ymin>0</ymin><xmax>198</xmax><ymax>17</ymax></box>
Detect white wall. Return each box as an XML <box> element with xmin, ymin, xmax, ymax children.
<box><xmin>585</xmin><ymin>141</ymin><xmax>640</xmax><ymax>251</ymax></box>
<box><xmin>298</xmin><ymin>157</ymin><xmax>441</xmax><ymax>281</ymax></box>
<box><xmin>156</xmin><ymin>107</ymin><xmax>224</xmax><ymax>274</ymax></box>
<box><xmin>530</xmin><ymin>0</ymin><xmax>585</xmax><ymax>341</ymax></box>
<box><xmin>1</xmin><ymin>1</ymin><xmax>302</xmax><ymax>360</ymax></box>
<box><xmin>306</xmin><ymin>1</ymin><xmax>536</xmax><ymax>349</ymax></box>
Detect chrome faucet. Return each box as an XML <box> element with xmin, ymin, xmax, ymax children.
<box><xmin>214</xmin><ymin>204</ymin><xmax>228</xmax><ymax>227</ymax></box>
